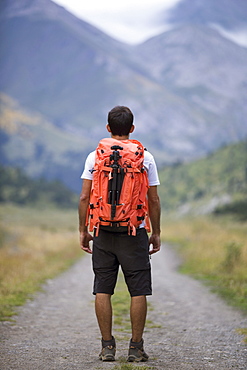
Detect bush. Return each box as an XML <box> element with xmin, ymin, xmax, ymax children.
<box><xmin>214</xmin><ymin>199</ymin><xmax>247</xmax><ymax>221</ymax></box>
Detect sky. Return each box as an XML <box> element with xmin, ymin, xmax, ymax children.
<box><xmin>52</xmin><ymin>0</ymin><xmax>181</xmax><ymax>44</ymax></box>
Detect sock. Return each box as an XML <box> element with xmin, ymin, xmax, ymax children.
<box><xmin>102</xmin><ymin>336</ymin><xmax>115</xmax><ymax>348</ymax></box>
<box><xmin>130</xmin><ymin>338</ymin><xmax>143</xmax><ymax>349</ymax></box>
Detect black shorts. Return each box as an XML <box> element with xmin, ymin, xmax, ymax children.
<box><xmin>92</xmin><ymin>228</ymin><xmax>152</xmax><ymax>297</ymax></box>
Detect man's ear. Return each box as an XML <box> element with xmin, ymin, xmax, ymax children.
<box><xmin>106</xmin><ymin>124</ymin><xmax>111</xmax><ymax>133</ymax></box>
<box><xmin>130</xmin><ymin>125</ymin><xmax>135</xmax><ymax>133</ymax></box>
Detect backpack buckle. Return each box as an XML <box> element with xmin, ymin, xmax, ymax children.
<box><xmin>137</xmin><ymin>216</ymin><xmax>145</xmax><ymax>221</ymax></box>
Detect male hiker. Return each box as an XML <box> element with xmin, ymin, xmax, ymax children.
<box><xmin>78</xmin><ymin>106</ymin><xmax>161</xmax><ymax>362</ymax></box>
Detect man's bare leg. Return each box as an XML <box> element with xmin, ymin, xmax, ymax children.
<box><xmin>95</xmin><ymin>293</ymin><xmax>147</xmax><ymax>342</ymax></box>
<box><xmin>130</xmin><ymin>295</ymin><xmax>147</xmax><ymax>342</ymax></box>
<box><xmin>95</xmin><ymin>293</ymin><xmax>112</xmax><ymax>341</ymax></box>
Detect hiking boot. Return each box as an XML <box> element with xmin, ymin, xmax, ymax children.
<box><xmin>127</xmin><ymin>339</ymin><xmax>149</xmax><ymax>362</ymax></box>
<box><xmin>99</xmin><ymin>337</ymin><xmax>116</xmax><ymax>362</ymax></box>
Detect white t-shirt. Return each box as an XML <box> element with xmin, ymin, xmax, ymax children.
<box><xmin>81</xmin><ymin>149</ymin><xmax>160</xmax><ymax>186</ymax></box>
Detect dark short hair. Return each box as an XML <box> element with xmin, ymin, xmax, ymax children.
<box><xmin>108</xmin><ymin>106</ymin><xmax>134</xmax><ymax>136</ymax></box>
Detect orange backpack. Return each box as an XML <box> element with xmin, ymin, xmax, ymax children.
<box><xmin>87</xmin><ymin>138</ymin><xmax>150</xmax><ymax>235</ymax></box>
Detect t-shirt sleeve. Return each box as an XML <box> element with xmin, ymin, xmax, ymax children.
<box><xmin>144</xmin><ymin>151</ymin><xmax>160</xmax><ymax>186</ymax></box>
<box><xmin>80</xmin><ymin>151</ymin><xmax>95</xmax><ymax>180</ymax></box>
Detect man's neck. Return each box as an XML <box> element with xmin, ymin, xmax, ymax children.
<box><xmin>111</xmin><ymin>134</ymin><xmax>129</xmax><ymax>141</ymax></box>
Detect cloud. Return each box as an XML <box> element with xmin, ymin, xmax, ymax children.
<box><xmin>53</xmin><ymin>0</ymin><xmax>181</xmax><ymax>43</ymax></box>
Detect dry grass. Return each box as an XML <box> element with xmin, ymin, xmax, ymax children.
<box><xmin>162</xmin><ymin>215</ymin><xmax>247</xmax><ymax>312</ymax></box>
<box><xmin>0</xmin><ymin>204</ymin><xmax>81</xmax><ymax>320</ymax></box>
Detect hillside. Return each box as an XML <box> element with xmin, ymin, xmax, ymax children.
<box><xmin>158</xmin><ymin>140</ymin><xmax>247</xmax><ymax>215</ymax></box>
<box><xmin>0</xmin><ymin>164</ymin><xmax>77</xmax><ymax>208</ymax></box>
<box><xmin>0</xmin><ymin>0</ymin><xmax>246</xmax><ymax>191</ymax></box>
<box><xmin>0</xmin><ymin>93</ymin><xmax>87</xmax><ymax>191</ymax></box>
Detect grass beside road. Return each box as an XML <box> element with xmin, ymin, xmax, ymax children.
<box><xmin>162</xmin><ymin>215</ymin><xmax>247</xmax><ymax>313</ymax></box>
<box><xmin>0</xmin><ymin>204</ymin><xmax>81</xmax><ymax>321</ymax></box>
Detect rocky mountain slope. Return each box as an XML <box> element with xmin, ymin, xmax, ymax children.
<box><xmin>135</xmin><ymin>25</ymin><xmax>247</xmax><ymax>152</ymax></box>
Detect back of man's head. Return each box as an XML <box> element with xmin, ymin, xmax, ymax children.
<box><xmin>108</xmin><ymin>106</ymin><xmax>134</xmax><ymax>136</ymax></box>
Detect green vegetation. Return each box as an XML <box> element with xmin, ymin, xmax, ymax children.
<box><xmin>0</xmin><ymin>204</ymin><xmax>80</xmax><ymax>321</ymax></box>
<box><xmin>0</xmin><ymin>165</ymin><xmax>78</xmax><ymax>208</ymax></box>
<box><xmin>236</xmin><ymin>328</ymin><xmax>247</xmax><ymax>343</ymax></box>
<box><xmin>214</xmin><ymin>199</ymin><xmax>247</xmax><ymax>221</ymax></box>
<box><xmin>162</xmin><ymin>216</ymin><xmax>247</xmax><ymax>313</ymax></box>
<box><xmin>111</xmin><ymin>365</ymin><xmax>156</xmax><ymax>370</ymax></box>
<box><xmin>158</xmin><ymin>140</ymin><xmax>247</xmax><ymax>212</ymax></box>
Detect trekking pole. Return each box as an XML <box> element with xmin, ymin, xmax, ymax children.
<box><xmin>110</xmin><ymin>145</ymin><xmax>123</xmax><ymax>219</ymax></box>
<box><xmin>116</xmin><ymin>167</ymin><xmax>125</xmax><ymax>204</ymax></box>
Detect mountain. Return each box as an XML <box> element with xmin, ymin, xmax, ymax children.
<box><xmin>0</xmin><ymin>0</ymin><xmax>140</xmax><ymax>133</ymax></box>
<box><xmin>0</xmin><ymin>0</ymin><xmax>195</xmax><ymax>161</ymax></box>
<box><xmin>164</xmin><ymin>0</ymin><xmax>247</xmax><ymax>47</ymax></box>
<box><xmin>0</xmin><ymin>0</ymin><xmax>247</xmax><ymax>192</ymax></box>
<box><xmin>166</xmin><ymin>0</ymin><xmax>247</xmax><ymax>31</ymax></box>
<box><xmin>135</xmin><ymin>24</ymin><xmax>247</xmax><ymax>151</ymax></box>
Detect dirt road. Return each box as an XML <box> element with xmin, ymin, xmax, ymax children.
<box><xmin>0</xmin><ymin>244</ymin><xmax>246</xmax><ymax>369</ymax></box>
